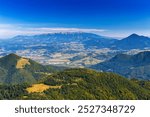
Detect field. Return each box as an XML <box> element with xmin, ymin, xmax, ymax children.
<box><xmin>26</xmin><ymin>84</ymin><xmax>61</xmax><ymax>93</ymax></box>
<box><xmin>16</xmin><ymin>58</ymin><xmax>30</xmax><ymax>69</ymax></box>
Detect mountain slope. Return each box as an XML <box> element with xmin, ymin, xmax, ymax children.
<box><xmin>91</xmin><ymin>51</ymin><xmax>150</xmax><ymax>80</ymax></box>
<box><xmin>0</xmin><ymin>54</ymin><xmax>59</xmax><ymax>84</ymax></box>
<box><xmin>24</xmin><ymin>68</ymin><xmax>150</xmax><ymax>100</ymax></box>
<box><xmin>0</xmin><ymin>68</ymin><xmax>150</xmax><ymax>99</ymax></box>
<box><xmin>112</xmin><ymin>34</ymin><xmax>150</xmax><ymax>50</ymax></box>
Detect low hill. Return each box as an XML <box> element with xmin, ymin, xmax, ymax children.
<box><xmin>0</xmin><ymin>54</ymin><xmax>60</xmax><ymax>84</ymax></box>
<box><xmin>91</xmin><ymin>51</ymin><xmax>150</xmax><ymax>80</ymax></box>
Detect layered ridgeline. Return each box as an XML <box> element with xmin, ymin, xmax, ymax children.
<box><xmin>0</xmin><ymin>54</ymin><xmax>61</xmax><ymax>84</ymax></box>
<box><xmin>0</xmin><ymin>68</ymin><xmax>150</xmax><ymax>100</ymax></box>
<box><xmin>1</xmin><ymin>33</ymin><xmax>150</xmax><ymax>68</ymax></box>
<box><xmin>1</xmin><ymin>33</ymin><xmax>150</xmax><ymax>51</ymax></box>
<box><xmin>0</xmin><ymin>54</ymin><xmax>150</xmax><ymax>100</ymax></box>
<box><xmin>91</xmin><ymin>51</ymin><xmax>150</xmax><ymax>80</ymax></box>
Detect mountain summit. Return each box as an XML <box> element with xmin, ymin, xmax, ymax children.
<box><xmin>0</xmin><ymin>53</ymin><xmax>24</xmax><ymax>69</ymax></box>
<box><xmin>126</xmin><ymin>33</ymin><xmax>150</xmax><ymax>40</ymax></box>
<box><xmin>113</xmin><ymin>34</ymin><xmax>150</xmax><ymax>50</ymax></box>
<box><xmin>127</xmin><ymin>33</ymin><xmax>140</xmax><ymax>38</ymax></box>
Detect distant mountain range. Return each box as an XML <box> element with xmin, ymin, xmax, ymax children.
<box><xmin>91</xmin><ymin>51</ymin><xmax>150</xmax><ymax>80</ymax></box>
<box><xmin>0</xmin><ymin>32</ymin><xmax>150</xmax><ymax>79</ymax></box>
<box><xmin>1</xmin><ymin>33</ymin><xmax>150</xmax><ymax>100</ymax></box>
<box><xmin>0</xmin><ymin>32</ymin><xmax>150</xmax><ymax>67</ymax></box>
<box><xmin>1</xmin><ymin>32</ymin><xmax>150</xmax><ymax>51</ymax></box>
<box><xmin>0</xmin><ymin>32</ymin><xmax>117</xmax><ymax>52</ymax></box>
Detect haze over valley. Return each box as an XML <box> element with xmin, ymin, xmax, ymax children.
<box><xmin>0</xmin><ymin>32</ymin><xmax>150</xmax><ymax>80</ymax></box>
<box><xmin>0</xmin><ymin>33</ymin><xmax>150</xmax><ymax>68</ymax></box>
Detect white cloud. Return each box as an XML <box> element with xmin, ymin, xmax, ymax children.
<box><xmin>0</xmin><ymin>24</ymin><xmax>106</xmax><ymax>39</ymax></box>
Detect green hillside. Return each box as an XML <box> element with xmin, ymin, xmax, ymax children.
<box><xmin>0</xmin><ymin>54</ymin><xmax>59</xmax><ymax>84</ymax></box>
<box><xmin>24</xmin><ymin>68</ymin><xmax>150</xmax><ymax>100</ymax></box>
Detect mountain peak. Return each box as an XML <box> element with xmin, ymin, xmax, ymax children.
<box><xmin>127</xmin><ymin>33</ymin><xmax>150</xmax><ymax>39</ymax></box>
<box><xmin>0</xmin><ymin>53</ymin><xmax>23</xmax><ymax>74</ymax></box>
<box><xmin>5</xmin><ymin>53</ymin><xmax>21</xmax><ymax>59</ymax></box>
<box><xmin>128</xmin><ymin>33</ymin><xmax>140</xmax><ymax>38</ymax></box>
<box><xmin>3</xmin><ymin>54</ymin><xmax>32</xmax><ymax>69</ymax></box>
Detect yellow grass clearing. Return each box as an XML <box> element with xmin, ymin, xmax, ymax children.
<box><xmin>16</xmin><ymin>58</ymin><xmax>30</xmax><ymax>69</ymax></box>
<box><xmin>26</xmin><ymin>84</ymin><xmax>61</xmax><ymax>93</ymax></box>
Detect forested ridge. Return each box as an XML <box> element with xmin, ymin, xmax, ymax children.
<box><xmin>0</xmin><ymin>68</ymin><xmax>150</xmax><ymax>100</ymax></box>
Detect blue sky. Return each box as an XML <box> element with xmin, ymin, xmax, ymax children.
<box><xmin>0</xmin><ymin>0</ymin><xmax>150</xmax><ymax>38</ymax></box>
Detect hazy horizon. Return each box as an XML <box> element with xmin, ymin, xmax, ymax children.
<box><xmin>0</xmin><ymin>0</ymin><xmax>150</xmax><ymax>38</ymax></box>
<box><xmin>0</xmin><ymin>26</ymin><xmax>150</xmax><ymax>39</ymax></box>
